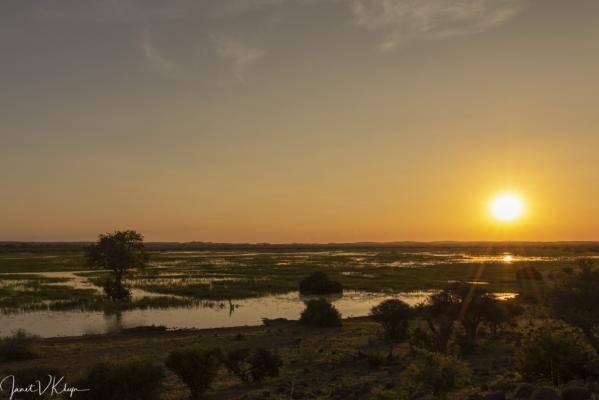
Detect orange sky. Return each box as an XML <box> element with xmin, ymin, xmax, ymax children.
<box><xmin>1</xmin><ymin>0</ymin><xmax>599</xmax><ymax>242</ymax></box>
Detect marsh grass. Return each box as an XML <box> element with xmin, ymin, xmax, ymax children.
<box><xmin>0</xmin><ymin>249</ymin><xmax>581</xmax><ymax>312</ymax></box>
<box><xmin>0</xmin><ymin>330</ymin><xmax>41</xmax><ymax>362</ymax></box>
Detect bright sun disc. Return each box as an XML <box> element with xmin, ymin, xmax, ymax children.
<box><xmin>491</xmin><ymin>193</ymin><xmax>524</xmax><ymax>222</ymax></box>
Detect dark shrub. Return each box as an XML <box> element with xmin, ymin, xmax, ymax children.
<box><xmin>370</xmin><ymin>299</ymin><xmax>413</xmax><ymax>359</ymax></box>
<box><xmin>512</xmin><ymin>382</ymin><xmax>536</xmax><ymax>399</ymax></box>
<box><xmin>225</xmin><ymin>348</ymin><xmax>282</xmax><ymax>383</ymax></box>
<box><xmin>485</xmin><ymin>298</ymin><xmax>524</xmax><ymax>336</ymax></box>
<box><xmin>561</xmin><ymin>385</ymin><xmax>592</xmax><ymax>400</ymax></box>
<box><xmin>165</xmin><ymin>347</ymin><xmax>222</xmax><ymax>400</ymax></box>
<box><xmin>225</xmin><ymin>348</ymin><xmax>251</xmax><ymax>382</ymax></box>
<box><xmin>3</xmin><ymin>366</ymin><xmax>60</xmax><ymax>399</ymax></box>
<box><xmin>518</xmin><ymin>326</ymin><xmax>599</xmax><ymax>385</ymax></box>
<box><xmin>299</xmin><ymin>299</ymin><xmax>342</xmax><ymax>327</ymax></box>
<box><xmin>72</xmin><ymin>359</ymin><xmax>164</xmax><ymax>400</ymax></box>
<box><xmin>515</xmin><ymin>267</ymin><xmax>543</xmax><ymax>281</ymax></box>
<box><xmin>401</xmin><ymin>349</ymin><xmax>470</xmax><ymax>398</ymax></box>
<box><xmin>298</xmin><ymin>272</ymin><xmax>342</xmax><ymax>295</ymax></box>
<box><xmin>562</xmin><ymin>266</ymin><xmax>574</xmax><ymax>274</ymax></box>
<box><xmin>0</xmin><ymin>330</ymin><xmax>41</xmax><ymax>362</ymax></box>
<box><xmin>419</xmin><ymin>284</ymin><xmax>504</xmax><ymax>353</ymax></box>
<box><xmin>247</xmin><ymin>348</ymin><xmax>282</xmax><ymax>383</ymax></box>
<box><xmin>547</xmin><ymin>260</ymin><xmax>599</xmax><ymax>354</ymax></box>
<box><xmin>529</xmin><ymin>387</ymin><xmax>559</xmax><ymax>400</ymax></box>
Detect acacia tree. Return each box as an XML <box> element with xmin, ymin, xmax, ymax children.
<box><xmin>86</xmin><ymin>230</ymin><xmax>148</xmax><ymax>301</ymax></box>
<box><xmin>548</xmin><ymin>259</ymin><xmax>599</xmax><ymax>354</ymax></box>
<box><xmin>450</xmin><ymin>284</ymin><xmax>502</xmax><ymax>351</ymax></box>
<box><xmin>422</xmin><ymin>284</ymin><xmax>504</xmax><ymax>353</ymax></box>
<box><xmin>484</xmin><ymin>299</ymin><xmax>524</xmax><ymax>337</ymax></box>
<box><xmin>420</xmin><ymin>290</ymin><xmax>459</xmax><ymax>354</ymax></box>
<box><xmin>370</xmin><ymin>299</ymin><xmax>413</xmax><ymax>359</ymax></box>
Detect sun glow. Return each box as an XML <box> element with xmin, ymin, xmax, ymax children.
<box><xmin>490</xmin><ymin>193</ymin><xmax>524</xmax><ymax>222</ymax></box>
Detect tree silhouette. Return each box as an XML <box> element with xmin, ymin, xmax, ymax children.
<box><xmin>370</xmin><ymin>299</ymin><xmax>413</xmax><ymax>359</ymax></box>
<box><xmin>422</xmin><ymin>284</ymin><xmax>505</xmax><ymax>352</ymax></box>
<box><xmin>86</xmin><ymin>230</ymin><xmax>148</xmax><ymax>301</ymax></box>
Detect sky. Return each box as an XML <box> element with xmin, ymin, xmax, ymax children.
<box><xmin>1</xmin><ymin>0</ymin><xmax>599</xmax><ymax>243</ymax></box>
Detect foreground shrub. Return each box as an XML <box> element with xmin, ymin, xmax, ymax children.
<box><xmin>401</xmin><ymin>349</ymin><xmax>470</xmax><ymax>398</ymax></box>
<box><xmin>298</xmin><ymin>272</ymin><xmax>343</xmax><ymax>295</ymax></box>
<box><xmin>299</xmin><ymin>299</ymin><xmax>342</xmax><ymax>327</ymax></box>
<box><xmin>3</xmin><ymin>366</ymin><xmax>60</xmax><ymax>399</ymax></box>
<box><xmin>547</xmin><ymin>260</ymin><xmax>599</xmax><ymax>354</ymax></box>
<box><xmin>225</xmin><ymin>348</ymin><xmax>282</xmax><ymax>383</ymax></box>
<box><xmin>0</xmin><ymin>330</ymin><xmax>41</xmax><ymax>362</ymax></box>
<box><xmin>165</xmin><ymin>347</ymin><xmax>222</xmax><ymax>400</ymax></box>
<box><xmin>518</xmin><ymin>325</ymin><xmax>599</xmax><ymax>385</ymax></box>
<box><xmin>73</xmin><ymin>359</ymin><xmax>164</xmax><ymax>400</ymax></box>
<box><xmin>370</xmin><ymin>299</ymin><xmax>413</xmax><ymax>359</ymax></box>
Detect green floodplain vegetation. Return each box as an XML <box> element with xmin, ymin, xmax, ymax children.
<box><xmin>2</xmin><ymin>242</ymin><xmax>599</xmax><ymax>399</ymax></box>
<box><xmin>1</xmin><ymin>242</ymin><xmax>598</xmax><ymax>311</ymax></box>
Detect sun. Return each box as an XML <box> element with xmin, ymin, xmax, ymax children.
<box><xmin>490</xmin><ymin>193</ymin><xmax>524</xmax><ymax>222</ymax></box>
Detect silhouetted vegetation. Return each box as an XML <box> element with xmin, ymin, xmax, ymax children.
<box><xmin>164</xmin><ymin>347</ymin><xmax>222</xmax><ymax>400</ymax></box>
<box><xmin>225</xmin><ymin>347</ymin><xmax>282</xmax><ymax>383</ymax></box>
<box><xmin>516</xmin><ymin>266</ymin><xmax>544</xmax><ymax>281</ymax></box>
<box><xmin>548</xmin><ymin>259</ymin><xmax>599</xmax><ymax>354</ymax></box>
<box><xmin>6</xmin><ymin>246</ymin><xmax>599</xmax><ymax>399</ymax></box>
<box><xmin>299</xmin><ymin>298</ymin><xmax>342</xmax><ymax>327</ymax></box>
<box><xmin>73</xmin><ymin>359</ymin><xmax>164</xmax><ymax>400</ymax></box>
<box><xmin>401</xmin><ymin>349</ymin><xmax>470</xmax><ymax>398</ymax></box>
<box><xmin>0</xmin><ymin>330</ymin><xmax>40</xmax><ymax>362</ymax></box>
<box><xmin>518</xmin><ymin>325</ymin><xmax>599</xmax><ymax>385</ymax></box>
<box><xmin>85</xmin><ymin>230</ymin><xmax>148</xmax><ymax>301</ymax></box>
<box><xmin>485</xmin><ymin>298</ymin><xmax>524</xmax><ymax>336</ymax></box>
<box><xmin>370</xmin><ymin>299</ymin><xmax>413</xmax><ymax>359</ymax></box>
<box><xmin>418</xmin><ymin>284</ymin><xmax>507</xmax><ymax>353</ymax></box>
<box><xmin>298</xmin><ymin>271</ymin><xmax>343</xmax><ymax>295</ymax></box>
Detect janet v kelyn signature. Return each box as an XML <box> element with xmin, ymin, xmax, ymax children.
<box><xmin>0</xmin><ymin>375</ymin><xmax>90</xmax><ymax>399</ymax></box>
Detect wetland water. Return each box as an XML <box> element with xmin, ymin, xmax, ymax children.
<box><xmin>0</xmin><ymin>249</ymin><xmax>557</xmax><ymax>337</ymax></box>
<box><xmin>0</xmin><ymin>290</ymin><xmax>436</xmax><ymax>338</ymax></box>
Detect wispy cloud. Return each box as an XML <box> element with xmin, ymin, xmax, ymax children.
<box><xmin>141</xmin><ymin>33</ymin><xmax>181</xmax><ymax>78</ymax></box>
<box><xmin>351</xmin><ymin>0</ymin><xmax>525</xmax><ymax>51</ymax></box>
<box><xmin>212</xmin><ymin>35</ymin><xmax>266</xmax><ymax>82</ymax></box>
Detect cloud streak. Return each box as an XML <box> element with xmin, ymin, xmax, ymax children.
<box><xmin>141</xmin><ymin>33</ymin><xmax>181</xmax><ymax>78</ymax></box>
<box><xmin>351</xmin><ymin>0</ymin><xmax>525</xmax><ymax>51</ymax></box>
<box><xmin>212</xmin><ymin>35</ymin><xmax>266</xmax><ymax>82</ymax></box>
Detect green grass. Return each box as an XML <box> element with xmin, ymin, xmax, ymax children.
<box><xmin>0</xmin><ymin>248</ymin><xmax>589</xmax><ymax>311</ymax></box>
<box><xmin>0</xmin><ymin>252</ymin><xmax>86</xmax><ymax>273</ymax></box>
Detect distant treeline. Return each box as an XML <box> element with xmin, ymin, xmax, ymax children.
<box><xmin>1</xmin><ymin>241</ymin><xmax>599</xmax><ymax>254</ymax></box>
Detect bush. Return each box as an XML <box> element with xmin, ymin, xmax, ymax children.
<box><xmin>401</xmin><ymin>349</ymin><xmax>470</xmax><ymax>398</ymax></box>
<box><xmin>225</xmin><ymin>348</ymin><xmax>282</xmax><ymax>383</ymax></box>
<box><xmin>72</xmin><ymin>359</ymin><xmax>164</xmax><ymax>400</ymax></box>
<box><xmin>165</xmin><ymin>347</ymin><xmax>222</xmax><ymax>399</ymax></box>
<box><xmin>547</xmin><ymin>261</ymin><xmax>599</xmax><ymax>354</ymax></box>
<box><xmin>298</xmin><ymin>272</ymin><xmax>343</xmax><ymax>295</ymax></box>
<box><xmin>0</xmin><ymin>330</ymin><xmax>41</xmax><ymax>362</ymax></box>
<box><xmin>370</xmin><ymin>299</ymin><xmax>413</xmax><ymax>359</ymax></box>
<box><xmin>516</xmin><ymin>267</ymin><xmax>543</xmax><ymax>281</ymax></box>
<box><xmin>367</xmin><ymin>352</ymin><xmax>387</xmax><ymax>368</ymax></box>
<box><xmin>518</xmin><ymin>325</ymin><xmax>599</xmax><ymax>385</ymax></box>
<box><xmin>299</xmin><ymin>299</ymin><xmax>342</xmax><ymax>327</ymax></box>
<box><xmin>3</xmin><ymin>366</ymin><xmax>60</xmax><ymax>399</ymax></box>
